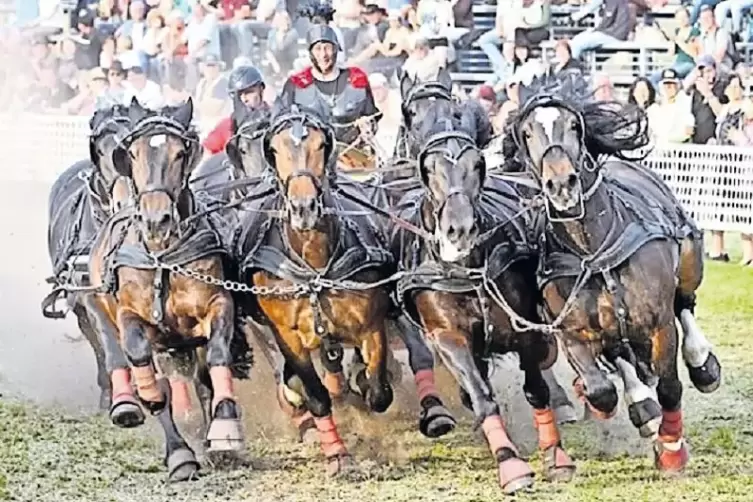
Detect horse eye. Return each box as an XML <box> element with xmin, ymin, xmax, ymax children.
<box><xmin>523</xmin><ymin>129</ymin><xmax>532</xmax><ymax>140</ymax></box>
<box><xmin>570</xmin><ymin>120</ymin><xmax>579</xmax><ymax>131</ymax></box>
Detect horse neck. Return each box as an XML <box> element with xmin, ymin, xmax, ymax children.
<box><xmin>549</xmin><ymin>179</ymin><xmax>618</xmax><ymax>256</ymax></box>
<box><xmin>285</xmin><ymin>216</ymin><xmax>337</xmax><ymax>270</ymax></box>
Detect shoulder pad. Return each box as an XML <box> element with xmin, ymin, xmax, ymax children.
<box><xmin>290</xmin><ymin>67</ymin><xmax>315</xmax><ymax>89</ymax></box>
<box><xmin>348</xmin><ymin>67</ymin><xmax>369</xmax><ymax>89</ymax></box>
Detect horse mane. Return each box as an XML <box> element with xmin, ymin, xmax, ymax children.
<box><xmin>298</xmin><ymin>0</ymin><xmax>335</xmax><ymax>23</ymax></box>
<box><xmin>232</xmin><ymin>105</ymin><xmax>272</xmax><ymax>135</ymax></box>
<box><xmin>89</xmin><ymin>103</ymin><xmax>129</xmax><ymax>133</ymax></box>
<box><xmin>505</xmin><ymin>71</ymin><xmax>651</xmax><ymax>162</ymax></box>
<box><xmin>414</xmin><ymin>99</ymin><xmax>493</xmax><ymax>149</ymax></box>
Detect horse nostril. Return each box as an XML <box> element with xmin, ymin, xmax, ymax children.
<box><xmin>446</xmin><ymin>224</ymin><xmax>457</xmax><ymax>239</ymax></box>
<box><xmin>567</xmin><ymin>174</ymin><xmax>578</xmax><ymax>188</ymax></box>
<box><xmin>545</xmin><ymin>179</ymin><xmax>555</xmax><ymax>193</ymax></box>
<box><xmin>469</xmin><ymin>226</ymin><xmax>479</xmax><ymax>240</ymax></box>
<box><xmin>307</xmin><ymin>198</ymin><xmax>317</xmax><ymax>212</ymax></box>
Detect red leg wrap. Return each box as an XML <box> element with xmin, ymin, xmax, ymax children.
<box><xmin>209</xmin><ymin>366</ymin><xmax>235</xmax><ymax>412</ymax></box>
<box><xmin>314</xmin><ymin>415</ymin><xmax>348</xmax><ymax>458</ymax></box>
<box><xmin>131</xmin><ymin>366</ymin><xmax>162</xmax><ymax>403</ymax></box>
<box><xmin>414</xmin><ymin>369</ymin><xmax>439</xmax><ymax>403</ymax></box>
<box><xmin>169</xmin><ymin>378</ymin><xmax>192</xmax><ymax>415</ymax></box>
<box><xmin>533</xmin><ymin>408</ymin><xmax>561</xmax><ymax>450</ymax></box>
<box><xmin>110</xmin><ymin>368</ymin><xmax>135</xmax><ymax>403</ymax></box>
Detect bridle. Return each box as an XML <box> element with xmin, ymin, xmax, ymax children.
<box><xmin>118</xmin><ymin>114</ymin><xmax>199</xmax><ymax>234</ymax></box>
<box><xmin>263</xmin><ymin>109</ymin><xmax>336</xmax><ymax>215</ymax></box>
<box><xmin>513</xmin><ymin>94</ymin><xmax>601</xmax><ymax>222</ymax></box>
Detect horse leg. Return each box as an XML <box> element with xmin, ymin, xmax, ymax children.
<box><xmin>651</xmin><ymin>323</ymin><xmax>689</xmax><ymax>473</ymax></box>
<box><xmin>119</xmin><ymin>310</ymin><xmax>165</xmax><ymax>413</ymax></box>
<box><xmin>204</xmin><ymin>294</ymin><xmax>245</xmax><ymax>456</ymax></box>
<box><xmin>431</xmin><ymin>329</ymin><xmax>535</xmax><ymax>494</ymax></box>
<box><xmin>394</xmin><ymin>315</ymin><xmax>456</xmax><ymax>438</ymax></box>
<box><xmin>348</xmin><ymin>324</ymin><xmax>394</xmax><ymax>414</ymax></box>
<box><xmin>194</xmin><ymin>364</ymin><xmax>213</xmax><ymax>447</ymax></box>
<box><xmin>73</xmin><ymin>302</ymin><xmax>110</xmax><ymax>411</ymax></box>
<box><xmin>153</xmin><ymin>377</ymin><xmax>201</xmax><ymax>482</ymax></box>
<box><xmin>276</xmin><ymin>361</ymin><xmax>317</xmax><ymax>441</ymax></box>
<box><xmin>520</xmin><ymin>345</ymin><xmax>576</xmax><ymax>483</ymax></box>
<box><xmin>320</xmin><ymin>336</ymin><xmax>346</xmax><ymax>399</ymax></box>
<box><xmin>84</xmin><ymin>294</ymin><xmax>144</xmax><ymax>428</ymax></box>
<box><xmin>277</xmin><ymin>330</ymin><xmax>352</xmax><ymax>477</ymax></box>
<box><xmin>676</xmin><ymin>237</ymin><xmax>721</xmax><ymax>392</ymax></box>
<box><xmin>541</xmin><ymin>368</ymin><xmax>578</xmax><ymax>425</ymax></box>
<box><xmin>565</xmin><ymin>338</ymin><xmax>619</xmax><ymax>419</ymax></box>
<box><xmin>613</xmin><ymin>348</ymin><xmax>662</xmax><ymax>439</ymax></box>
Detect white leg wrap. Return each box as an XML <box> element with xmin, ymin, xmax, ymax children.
<box><xmin>679</xmin><ymin>309</ymin><xmax>712</xmax><ymax>368</ymax></box>
<box><xmin>615</xmin><ymin>357</ymin><xmax>656</xmax><ymax>407</ymax></box>
<box><xmin>283</xmin><ymin>383</ymin><xmax>305</xmax><ymax>407</ymax></box>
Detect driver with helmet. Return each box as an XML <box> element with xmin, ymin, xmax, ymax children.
<box><xmin>278</xmin><ymin>24</ymin><xmax>382</xmax><ymax>154</ymax></box>
<box><xmin>202</xmin><ymin>64</ymin><xmax>268</xmax><ymax>156</ymax></box>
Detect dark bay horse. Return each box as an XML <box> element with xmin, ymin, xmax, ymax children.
<box><xmin>236</xmin><ymin>104</ymin><xmax>395</xmax><ymax>476</ymax></box>
<box><xmin>44</xmin><ymin>105</ymin><xmax>133</xmax><ymax>413</ymax></box>
<box><xmin>189</xmin><ymin>105</ymin><xmax>271</xmax><ymax>198</ymax></box>
<box><xmin>506</xmin><ymin>73</ymin><xmax>721</xmax><ymax>473</ymax></box>
<box><xmin>86</xmin><ymin>99</ymin><xmax>252</xmax><ymax>481</ymax></box>
<box><xmin>395</xmin><ymin>71</ymin><xmax>579</xmax><ymax>426</ymax></box>
<box><xmin>390</xmin><ymin>91</ymin><xmax>575</xmax><ymax>494</ymax></box>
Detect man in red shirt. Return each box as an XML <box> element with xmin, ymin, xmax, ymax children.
<box><xmin>201</xmin><ymin>64</ymin><xmax>267</xmax><ymax>156</ymax></box>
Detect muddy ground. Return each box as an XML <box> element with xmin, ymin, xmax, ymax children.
<box><xmin>2</xmin><ymin>181</ymin><xmax>753</xmax><ymax>502</ymax></box>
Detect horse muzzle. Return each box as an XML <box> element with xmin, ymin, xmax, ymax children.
<box><xmin>541</xmin><ymin>148</ymin><xmax>583</xmax><ymax>212</ymax></box>
<box><xmin>435</xmin><ymin>195</ymin><xmax>478</xmax><ymax>263</ymax></box>
<box><xmin>287</xmin><ymin>194</ymin><xmax>322</xmax><ymax>231</ymax></box>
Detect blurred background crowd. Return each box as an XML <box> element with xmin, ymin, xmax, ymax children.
<box><xmin>0</xmin><ymin>0</ymin><xmax>752</xmax><ymax>260</ymax></box>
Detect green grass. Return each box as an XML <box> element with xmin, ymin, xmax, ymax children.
<box><xmin>3</xmin><ymin>260</ymin><xmax>753</xmax><ymax>501</ymax></box>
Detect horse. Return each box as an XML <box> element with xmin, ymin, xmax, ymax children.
<box><xmin>389</xmin><ymin>88</ymin><xmax>575</xmax><ymax>494</ymax></box>
<box><xmin>190</xmin><ymin>105</ymin><xmax>271</xmax><ymax>199</ymax></box>
<box><xmin>505</xmin><ymin>73</ymin><xmax>721</xmax><ymax>473</ymax></box>
<box><xmin>234</xmin><ymin>103</ymin><xmax>396</xmax><ymax>476</ymax></box>
<box><xmin>86</xmin><ymin>98</ymin><xmax>252</xmax><ymax>481</ymax></box>
<box><xmin>43</xmin><ymin>104</ymin><xmax>134</xmax><ymax>414</ymax></box>
<box><xmin>395</xmin><ymin>70</ymin><xmax>579</xmax><ymax>426</ymax></box>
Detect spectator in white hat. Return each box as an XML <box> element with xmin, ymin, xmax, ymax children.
<box><xmin>123</xmin><ymin>60</ymin><xmax>164</xmax><ymax>109</ymax></box>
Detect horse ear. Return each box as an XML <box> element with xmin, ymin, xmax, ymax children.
<box><xmin>89</xmin><ymin>138</ymin><xmax>99</xmax><ymax>167</ymax></box>
<box><xmin>128</xmin><ymin>97</ymin><xmax>148</xmax><ymax>124</ymax></box>
<box><xmin>400</xmin><ymin>71</ymin><xmax>414</xmax><ymax>99</ymax></box>
<box><xmin>174</xmin><ymin>97</ymin><xmax>194</xmax><ymax>129</ymax></box>
<box><xmin>437</xmin><ymin>68</ymin><xmax>453</xmax><ymax>92</ymax></box>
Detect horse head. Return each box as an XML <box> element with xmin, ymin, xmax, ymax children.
<box><xmin>511</xmin><ymin>72</ymin><xmax>650</xmax><ymax>218</ymax></box>
<box><xmin>263</xmin><ymin>103</ymin><xmax>336</xmax><ymax>231</ymax></box>
<box><xmin>226</xmin><ymin>105</ymin><xmax>272</xmax><ymax>177</ymax></box>
<box><xmin>399</xmin><ymin>68</ymin><xmax>454</xmax><ymax>132</ymax></box>
<box><xmin>113</xmin><ymin>97</ymin><xmax>200</xmax><ymax>249</ymax></box>
<box><xmin>89</xmin><ymin>104</ymin><xmax>132</xmax><ymax>200</ymax></box>
<box><xmin>417</xmin><ymin>101</ymin><xmax>488</xmax><ymax>263</ymax></box>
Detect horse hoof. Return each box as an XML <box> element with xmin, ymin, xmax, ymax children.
<box><xmin>167</xmin><ymin>448</ymin><xmax>200</xmax><ymax>483</ymax></box>
<box><xmin>109</xmin><ymin>397</ymin><xmax>145</xmax><ymax>429</ymax></box>
<box><xmin>207</xmin><ymin>418</ymin><xmax>245</xmax><ymax>453</ymax></box>
<box><xmin>419</xmin><ymin>402</ymin><xmax>457</xmax><ymax>439</ymax></box>
<box><xmin>654</xmin><ymin>439</ymin><xmax>689</xmax><ymax>474</ymax></box>
<box><xmin>688</xmin><ymin>353</ymin><xmax>722</xmax><ymax>394</ymax></box>
<box><xmin>544</xmin><ymin>446</ymin><xmax>576</xmax><ymax>483</ymax></box>
<box><xmin>498</xmin><ymin>457</ymin><xmax>535</xmax><ymax>494</ymax></box>
<box><xmin>627</xmin><ymin>398</ymin><xmax>662</xmax><ymax>439</ymax></box>
<box><xmin>325</xmin><ymin>454</ymin><xmax>355</xmax><ymax>477</ymax></box>
<box><xmin>553</xmin><ymin>404</ymin><xmax>579</xmax><ymax>425</ymax></box>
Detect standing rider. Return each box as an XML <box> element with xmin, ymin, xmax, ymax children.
<box><xmin>279</xmin><ymin>24</ymin><xmax>382</xmax><ymax>157</ymax></box>
<box><xmin>202</xmin><ymin>64</ymin><xmax>268</xmax><ymax>157</ymax></box>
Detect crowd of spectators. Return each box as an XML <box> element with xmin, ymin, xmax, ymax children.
<box><xmin>1</xmin><ymin>0</ymin><xmax>752</xmax><ymax>262</ymax></box>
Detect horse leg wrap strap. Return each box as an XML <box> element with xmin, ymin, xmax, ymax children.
<box><xmin>111</xmin><ymin>368</ymin><xmax>135</xmax><ymax>400</ymax></box>
<box><xmin>481</xmin><ymin>415</ymin><xmax>516</xmax><ymax>456</ymax></box>
<box><xmin>109</xmin><ymin>368</ymin><xmax>146</xmax><ymax>429</ymax></box>
<box><xmin>414</xmin><ymin>369</ymin><xmax>439</xmax><ymax>403</ymax></box>
<box><xmin>533</xmin><ymin>408</ymin><xmax>561</xmax><ymax>450</ymax></box>
<box><xmin>655</xmin><ymin>409</ymin><xmax>689</xmax><ymax>473</ymax></box>
<box><xmin>209</xmin><ymin>366</ymin><xmax>235</xmax><ymax>413</ymax></box>
<box><xmin>659</xmin><ymin>409</ymin><xmax>683</xmax><ymax>443</ymax></box>
<box><xmin>314</xmin><ymin>415</ymin><xmax>348</xmax><ymax>458</ymax></box>
<box><xmin>131</xmin><ymin>366</ymin><xmax>163</xmax><ymax>403</ymax></box>
<box><xmin>169</xmin><ymin>378</ymin><xmax>192</xmax><ymax>416</ymax></box>
<box><xmin>323</xmin><ymin>371</ymin><xmax>346</xmax><ymax>398</ymax></box>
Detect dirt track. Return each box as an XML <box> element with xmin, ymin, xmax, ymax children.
<box><xmin>3</xmin><ymin>181</ymin><xmax>753</xmax><ymax>501</ymax></box>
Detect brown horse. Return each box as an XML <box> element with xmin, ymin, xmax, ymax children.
<box><xmin>506</xmin><ymin>73</ymin><xmax>721</xmax><ymax>473</ymax></box>
<box><xmin>86</xmin><ymin>98</ymin><xmax>251</xmax><ymax>481</ymax></box>
<box><xmin>236</xmin><ymin>104</ymin><xmax>395</xmax><ymax>475</ymax></box>
<box><xmin>390</xmin><ymin>93</ymin><xmax>575</xmax><ymax>494</ymax></box>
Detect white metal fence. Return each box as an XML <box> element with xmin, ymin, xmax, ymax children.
<box><xmin>2</xmin><ymin>114</ymin><xmax>751</xmax><ymax>234</ymax></box>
